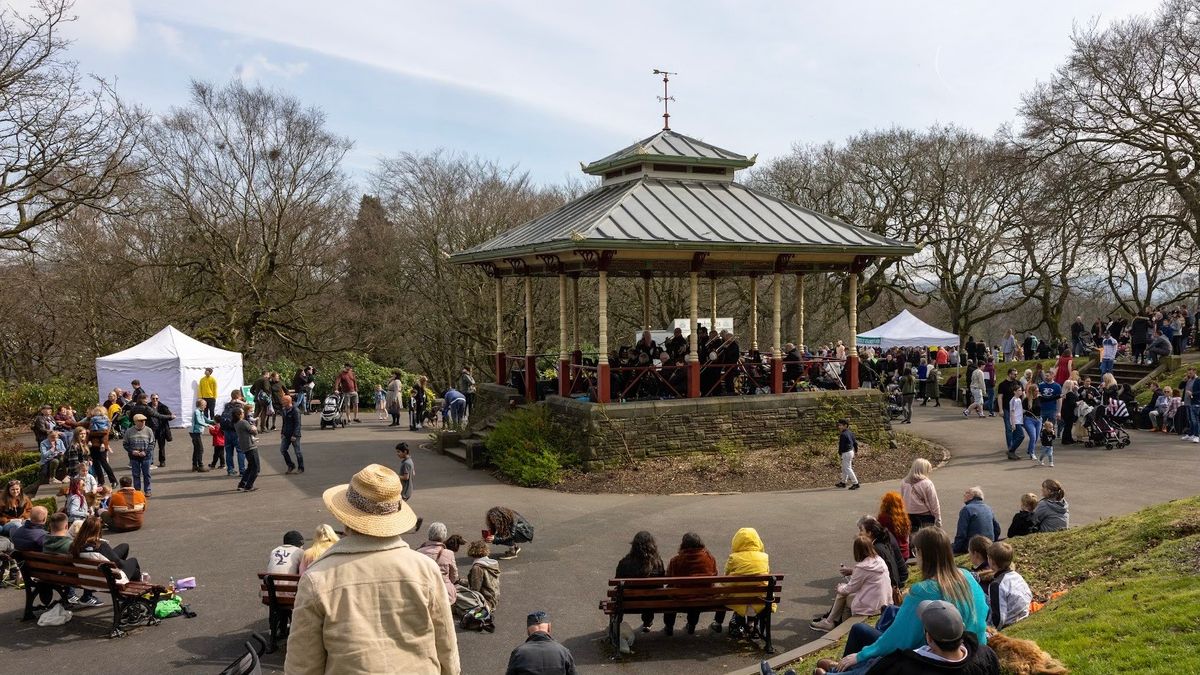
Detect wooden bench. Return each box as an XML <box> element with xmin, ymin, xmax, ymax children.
<box><xmin>17</xmin><ymin>550</ymin><xmax>164</xmax><ymax>638</ymax></box>
<box><xmin>600</xmin><ymin>574</ymin><xmax>784</xmax><ymax>654</ymax></box>
<box><xmin>258</xmin><ymin>572</ymin><xmax>301</xmax><ymax>652</ymax></box>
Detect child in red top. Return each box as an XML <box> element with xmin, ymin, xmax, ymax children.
<box><xmin>208</xmin><ymin>422</ymin><xmax>225</xmax><ymax>470</ymax></box>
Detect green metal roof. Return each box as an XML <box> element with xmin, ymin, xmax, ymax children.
<box><xmin>583</xmin><ymin>129</ymin><xmax>755</xmax><ymax>175</ymax></box>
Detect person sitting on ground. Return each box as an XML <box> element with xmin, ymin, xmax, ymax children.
<box><xmin>64</xmin><ymin>476</ymin><xmax>89</xmax><ymax>525</ymax></box>
<box><xmin>827</xmin><ymin>527</ymin><xmax>989</xmax><ymax>674</ymax></box>
<box><xmin>966</xmin><ymin>535</ymin><xmax>992</xmax><ymax>584</ymax></box>
<box><xmin>268</xmin><ymin>530</ymin><xmax>305</xmax><ymax>576</ymax></box>
<box><xmin>298</xmin><ymin>524</ymin><xmax>340</xmax><ymax>575</ymax></box>
<box><xmin>506</xmin><ymin>610</ymin><xmax>576</xmax><ymax>675</ymax></box>
<box><xmin>951</xmin><ymin>487</ymin><xmax>1002</xmax><ymax>555</ymax></box>
<box><xmin>485</xmin><ymin>506</ymin><xmax>533</xmax><ymax>560</ymax></box>
<box><xmin>70</xmin><ymin>515</ymin><xmax>141</xmax><ymax>583</ymax></box>
<box><xmin>711</xmin><ymin>527</ymin><xmax>774</xmax><ymax>639</ymax></box>
<box><xmin>811</xmin><ymin>600</ymin><xmax>1000</xmax><ymax>675</ymax></box>
<box><xmin>857</xmin><ymin>516</ymin><xmax>907</xmax><ymax>593</ymax></box>
<box><xmin>1</xmin><ymin>479</ymin><xmax>33</xmax><ymax>538</ymax></box>
<box><xmin>811</xmin><ymin>535</ymin><xmax>892</xmax><ymax>632</ymax></box>
<box><xmin>1006</xmin><ymin>493</ymin><xmax>1039</xmax><ymax>539</ymax></box>
<box><xmin>614</xmin><ymin>530</ymin><xmax>666</xmax><ymax>635</ymax></box>
<box><xmin>663</xmin><ymin>532</ymin><xmax>719</xmax><ymax>636</ymax></box>
<box><xmin>456</xmin><ymin>539</ymin><xmax>500</xmax><ymax>614</ymax></box>
<box><xmin>900</xmin><ymin>458</ymin><xmax>941</xmax><ymax>533</ymax></box>
<box><xmin>877</xmin><ymin>491</ymin><xmax>911</xmax><ymax>559</ymax></box>
<box><xmin>1033</xmin><ymin>479</ymin><xmax>1069</xmax><ymax>532</ymax></box>
<box><xmin>418</xmin><ymin>522</ymin><xmax>463</xmax><ymax>604</ymax></box>
<box><xmin>102</xmin><ymin>476</ymin><xmax>146</xmax><ymax>532</ymax></box>
<box><xmin>984</xmin><ymin>541</ymin><xmax>1032</xmax><ymax>631</ymax></box>
<box><xmin>11</xmin><ymin>505</ymin><xmax>48</xmax><ymax>552</ymax></box>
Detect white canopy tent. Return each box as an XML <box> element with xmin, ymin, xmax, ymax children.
<box><xmin>96</xmin><ymin>326</ymin><xmax>244</xmax><ymax>427</ymax></box>
<box><xmin>856</xmin><ymin>310</ymin><xmax>959</xmax><ymax>349</ymax></box>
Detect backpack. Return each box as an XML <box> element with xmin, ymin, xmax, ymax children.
<box><xmin>219</xmin><ymin>406</ymin><xmax>237</xmax><ymax>432</ymax></box>
<box><xmin>512</xmin><ymin>516</ymin><xmax>534</xmax><ymax>543</ymax></box>
<box><xmin>459</xmin><ymin>606</ymin><xmax>494</xmax><ymax>632</ymax></box>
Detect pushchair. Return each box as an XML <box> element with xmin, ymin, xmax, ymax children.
<box><xmin>219</xmin><ymin>633</ymin><xmax>268</xmax><ymax>675</ymax></box>
<box><xmin>885</xmin><ymin>384</ymin><xmax>906</xmax><ymax>421</ymax></box>
<box><xmin>318</xmin><ymin>393</ymin><xmax>348</xmax><ymax>430</ymax></box>
<box><xmin>1077</xmin><ymin>398</ymin><xmax>1130</xmax><ymax>450</ymax></box>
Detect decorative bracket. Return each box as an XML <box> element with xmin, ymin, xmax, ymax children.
<box><xmin>504</xmin><ymin>257</ymin><xmax>528</xmax><ymax>275</ymax></box>
<box><xmin>773</xmin><ymin>254</ymin><xmax>794</xmax><ymax>274</ymax></box>
<box><xmin>480</xmin><ymin>262</ymin><xmax>499</xmax><ymax>278</ymax></box>
<box><xmin>537</xmin><ymin>254</ymin><xmax>564</xmax><ymax>275</ymax></box>
<box><xmin>850</xmin><ymin>255</ymin><xmax>871</xmax><ymax>273</ymax></box>
<box><xmin>689</xmin><ymin>251</ymin><xmax>709</xmax><ymax>273</ymax></box>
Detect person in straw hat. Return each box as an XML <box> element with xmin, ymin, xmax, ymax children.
<box><xmin>285</xmin><ymin>464</ymin><xmax>459</xmax><ymax>675</ymax></box>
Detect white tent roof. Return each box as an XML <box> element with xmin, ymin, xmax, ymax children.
<box><xmin>856</xmin><ymin>310</ymin><xmax>959</xmax><ymax>348</ymax></box>
<box><xmin>96</xmin><ymin>326</ymin><xmax>241</xmax><ymax>369</ymax></box>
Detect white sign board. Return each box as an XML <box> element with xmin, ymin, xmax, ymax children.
<box><xmin>671</xmin><ymin>317</ymin><xmax>733</xmax><ymax>338</ymax></box>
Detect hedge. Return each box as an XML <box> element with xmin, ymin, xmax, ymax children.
<box><xmin>0</xmin><ymin>461</ymin><xmax>42</xmax><ymax>497</ymax></box>
<box><xmin>0</xmin><ymin>378</ymin><xmax>99</xmax><ymax>429</ymax></box>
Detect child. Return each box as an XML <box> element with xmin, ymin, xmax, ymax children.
<box><xmin>1007</xmin><ymin>493</ymin><xmax>1039</xmax><ymax>538</ymax></box>
<box><xmin>208</xmin><ymin>421</ymin><xmax>225</xmax><ymax>470</ymax></box>
<box><xmin>986</xmin><ymin>541</ymin><xmax>1032</xmax><ymax>629</ymax></box>
<box><xmin>396</xmin><ymin>443</ymin><xmax>415</xmax><ymax>502</ymax></box>
<box><xmin>966</xmin><ymin>534</ymin><xmax>992</xmax><ymax>584</ymax></box>
<box><xmin>454</xmin><ymin>539</ymin><xmax>500</xmax><ymax>615</ymax></box>
<box><xmin>374</xmin><ymin>384</ymin><xmax>386</xmax><ymax>421</ymax></box>
<box><xmin>88</xmin><ymin>406</ymin><xmax>111</xmax><ymax>450</ymax></box>
<box><xmin>835</xmin><ymin>418</ymin><xmax>860</xmax><ymax>490</ymax></box>
<box><xmin>810</xmin><ymin>535</ymin><xmax>891</xmax><ymax>631</ymax></box>
<box><xmin>1037</xmin><ymin>419</ymin><xmax>1055</xmax><ymax>467</ymax></box>
<box><xmin>1165</xmin><ymin>387</ymin><xmax>1183</xmax><ymax>435</ymax></box>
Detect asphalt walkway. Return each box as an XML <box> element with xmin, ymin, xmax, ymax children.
<box><xmin>1</xmin><ymin>404</ymin><xmax>1197</xmax><ymax>674</ymax></box>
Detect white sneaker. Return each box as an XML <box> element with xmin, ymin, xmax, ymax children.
<box><xmin>1048</xmin><ymin>461</ymin><xmax>1054</xmax><ymax>467</ymax></box>
<box><xmin>1038</xmin><ymin>458</ymin><xmax>1045</xmax><ymax>466</ymax></box>
<box><xmin>1192</xmin><ymin>437</ymin><xmax>1199</xmax><ymax>444</ymax></box>
<box><xmin>1180</xmin><ymin>435</ymin><xmax>1191</xmax><ymax>441</ymax></box>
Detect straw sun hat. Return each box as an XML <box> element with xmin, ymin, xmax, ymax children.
<box><xmin>322</xmin><ymin>464</ymin><xmax>418</xmax><ymax>537</ymax></box>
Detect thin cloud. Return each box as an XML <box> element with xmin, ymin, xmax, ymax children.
<box><xmin>235</xmin><ymin>54</ymin><xmax>309</xmax><ymax>82</ymax></box>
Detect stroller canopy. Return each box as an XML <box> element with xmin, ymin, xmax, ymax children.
<box><xmin>96</xmin><ymin>326</ymin><xmax>244</xmax><ymax>427</ymax></box>
<box><xmin>856</xmin><ymin>310</ymin><xmax>959</xmax><ymax>349</ymax></box>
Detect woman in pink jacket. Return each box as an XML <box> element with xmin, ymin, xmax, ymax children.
<box><xmin>810</xmin><ymin>536</ymin><xmax>892</xmax><ymax>631</ymax></box>
<box><xmin>416</xmin><ymin>522</ymin><xmax>465</xmax><ymax>604</ymax></box>
<box><xmin>900</xmin><ymin>457</ymin><xmax>942</xmax><ymax>533</ymax></box>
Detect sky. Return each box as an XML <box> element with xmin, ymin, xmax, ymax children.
<box><xmin>49</xmin><ymin>0</ymin><xmax>1160</xmax><ymax>189</ymax></box>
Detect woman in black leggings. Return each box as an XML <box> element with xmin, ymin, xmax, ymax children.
<box><xmin>87</xmin><ymin>426</ymin><xmax>117</xmax><ymax>486</ymax></box>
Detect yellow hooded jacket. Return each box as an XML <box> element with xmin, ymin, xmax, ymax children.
<box><xmin>723</xmin><ymin>527</ymin><xmax>776</xmax><ymax>616</ymax></box>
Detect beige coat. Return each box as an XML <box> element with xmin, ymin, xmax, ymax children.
<box><xmin>284</xmin><ymin>533</ymin><xmax>460</xmax><ymax>675</ymax></box>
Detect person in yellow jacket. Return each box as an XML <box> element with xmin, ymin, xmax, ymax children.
<box><xmin>198</xmin><ymin>367</ymin><xmax>218</xmax><ymax>422</ymax></box>
<box><xmin>709</xmin><ymin>527</ymin><xmax>776</xmax><ymax>638</ymax></box>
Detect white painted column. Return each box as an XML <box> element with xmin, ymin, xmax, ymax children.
<box><xmin>750</xmin><ymin>275</ymin><xmax>759</xmax><ymax>351</ymax></box>
<box><xmin>558</xmin><ymin>274</ymin><xmax>568</xmax><ymax>361</ymax></box>
<box><xmin>524</xmin><ymin>276</ymin><xmax>534</xmax><ymax>356</ymax></box>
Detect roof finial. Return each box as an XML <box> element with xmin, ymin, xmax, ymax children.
<box><xmin>652</xmin><ymin>69</ymin><xmax>676</xmax><ymax>131</ymax></box>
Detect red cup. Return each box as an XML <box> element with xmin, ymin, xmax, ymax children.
<box><xmin>482</xmin><ymin>529</ymin><xmax>490</xmax><ymax>540</ymax></box>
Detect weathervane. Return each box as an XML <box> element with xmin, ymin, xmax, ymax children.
<box><xmin>652</xmin><ymin>69</ymin><xmax>676</xmax><ymax>130</ymax></box>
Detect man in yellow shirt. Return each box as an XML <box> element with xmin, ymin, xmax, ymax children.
<box><xmin>199</xmin><ymin>367</ymin><xmax>218</xmax><ymax>422</ymax></box>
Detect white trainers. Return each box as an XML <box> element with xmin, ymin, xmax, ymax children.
<box><xmin>1192</xmin><ymin>437</ymin><xmax>1199</xmax><ymax>444</ymax></box>
<box><xmin>1048</xmin><ymin>461</ymin><xmax>1054</xmax><ymax>467</ymax></box>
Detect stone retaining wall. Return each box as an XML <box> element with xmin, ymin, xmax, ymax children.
<box><xmin>468</xmin><ymin>383</ymin><xmax>520</xmax><ymax>432</ymax></box>
<box><xmin>545</xmin><ymin>389</ymin><xmax>890</xmax><ymax>470</ymax></box>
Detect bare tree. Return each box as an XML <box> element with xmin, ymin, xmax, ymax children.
<box><xmin>0</xmin><ymin>0</ymin><xmax>147</xmax><ymax>250</ymax></box>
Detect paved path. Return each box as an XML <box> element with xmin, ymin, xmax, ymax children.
<box><xmin>2</xmin><ymin>405</ymin><xmax>1197</xmax><ymax>674</ymax></box>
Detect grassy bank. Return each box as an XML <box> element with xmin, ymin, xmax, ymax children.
<box><xmin>782</xmin><ymin>495</ymin><xmax>1200</xmax><ymax>674</ymax></box>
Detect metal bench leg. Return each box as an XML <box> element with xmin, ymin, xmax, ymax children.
<box><xmin>607</xmin><ymin>614</ymin><xmax>620</xmax><ymax>654</ymax></box>
<box><xmin>109</xmin><ymin>596</ymin><xmax>128</xmax><ymax>639</ymax></box>
<box><xmin>21</xmin><ymin>578</ymin><xmax>37</xmax><ymax>621</ymax></box>
<box><xmin>267</xmin><ymin>607</ymin><xmax>280</xmax><ymax>653</ymax></box>
<box><xmin>762</xmin><ymin>611</ymin><xmax>774</xmax><ymax>654</ymax></box>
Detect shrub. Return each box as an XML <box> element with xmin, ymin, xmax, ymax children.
<box><xmin>33</xmin><ymin>496</ymin><xmax>55</xmax><ymax>511</ymax></box>
<box><xmin>0</xmin><ymin>461</ymin><xmax>42</xmax><ymax>497</ymax></box>
<box><xmin>486</xmin><ymin>406</ymin><xmax>576</xmax><ymax>487</ymax></box>
<box><xmin>245</xmin><ymin>352</ymin><xmax>410</xmax><ymax>402</ymax></box>
<box><xmin>0</xmin><ymin>377</ymin><xmax>99</xmax><ymax>429</ymax></box>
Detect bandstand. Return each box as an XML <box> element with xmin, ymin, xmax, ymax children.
<box><xmin>451</xmin><ymin>128</ymin><xmax>918</xmax><ymax>406</ymax></box>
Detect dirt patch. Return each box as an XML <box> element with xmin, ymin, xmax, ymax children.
<box><xmin>550</xmin><ymin>432</ymin><xmax>947</xmax><ymax>495</ymax></box>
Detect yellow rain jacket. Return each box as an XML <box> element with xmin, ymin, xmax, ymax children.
<box><xmin>723</xmin><ymin>527</ymin><xmax>776</xmax><ymax>616</ymax></box>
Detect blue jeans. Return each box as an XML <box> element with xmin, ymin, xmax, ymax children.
<box><xmin>1002</xmin><ymin>408</ymin><xmax>1013</xmax><ymax>449</ymax></box>
<box><xmin>294</xmin><ymin>392</ymin><xmax>307</xmax><ymax>414</ymax></box>
<box><xmin>1188</xmin><ymin>405</ymin><xmax>1200</xmax><ymax>437</ymax></box>
<box><xmin>1039</xmin><ymin>442</ymin><xmax>1054</xmax><ymax>463</ymax></box>
<box><xmin>1008</xmin><ymin>418</ymin><xmax>1025</xmax><ymax>453</ymax></box>
<box><xmin>280</xmin><ymin>436</ymin><xmax>304</xmax><ymax>471</ymax></box>
<box><xmin>224</xmin><ymin>430</ymin><xmax>246</xmax><ymax>475</ymax></box>
<box><xmin>129</xmin><ymin>456</ymin><xmax>152</xmax><ymax>494</ymax></box>
<box><xmin>836</xmin><ymin>623</ymin><xmax>883</xmax><ymax>673</ymax></box>
<box><xmin>1024</xmin><ymin>416</ymin><xmax>1041</xmax><ymax>455</ymax></box>
<box><xmin>1100</xmin><ymin>359</ymin><xmax>1114</xmax><ymax>375</ymax></box>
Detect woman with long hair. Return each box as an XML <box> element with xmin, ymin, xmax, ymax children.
<box><xmin>899</xmin><ymin>458</ymin><xmax>940</xmax><ymax>532</ymax></box>
<box><xmin>1034</xmin><ymin>479</ymin><xmax>1069</xmax><ymax>532</ymax></box>
<box><xmin>63</xmin><ymin>428</ymin><xmax>89</xmax><ymax>478</ymax></box>
<box><xmin>876</xmin><ymin>492</ymin><xmax>912</xmax><ymax>559</ymax></box>
<box><xmin>299</xmin><ymin>524</ymin><xmax>341</xmax><ymax>575</ymax></box>
<box><xmin>64</xmin><ymin>476</ymin><xmax>89</xmax><ymax>524</ymax></box>
<box><xmin>69</xmin><ymin>515</ymin><xmax>142</xmax><ymax>583</ymax></box>
<box><xmin>829</xmin><ymin>527</ymin><xmax>988</xmax><ymax>674</ymax></box>
<box><xmin>0</xmin><ymin>479</ymin><xmax>32</xmax><ymax>537</ymax></box>
<box><xmin>484</xmin><ymin>506</ymin><xmax>533</xmax><ymax>559</ymax></box>
<box><xmin>663</xmin><ymin>532</ymin><xmax>718</xmax><ymax>636</ymax></box>
<box><xmin>615</xmin><ymin>530</ymin><xmax>666</xmax><ymax>633</ymax></box>
<box><xmin>86</xmin><ymin>408</ymin><xmax>117</xmax><ymax>486</ymax></box>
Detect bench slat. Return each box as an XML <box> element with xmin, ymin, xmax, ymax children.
<box><xmin>606</xmin><ymin>574</ymin><xmax>781</xmax><ymax>586</ymax></box>
<box><xmin>603</xmin><ymin>598</ymin><xmax>777</xmax><ymax>612</ymax></box>
<box><xmin>606</xmin><ymin>585</ymin><xmax>781</xmax><ymax>598</ymax></box>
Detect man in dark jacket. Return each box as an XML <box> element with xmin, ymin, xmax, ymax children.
<box><xmin>279</xmin><ymin>395</ymin><xmax>303</xmax><ymax>474</ymax></box>
<box><xmin>952</xmin><ymin>487</ymin><xmax>1002</xmax><ymax>554</ymax></box>
<box><xmin>862</xmin><ymin>600</ymin><xmax>999</xmax><ymax>675</ymax></box>
<box><xmin>506</xmin><ymin>610</ymin><xmax>575</xmax><ymax>675</ymax></box>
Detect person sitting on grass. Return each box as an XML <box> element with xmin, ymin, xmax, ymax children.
<box><xmin>985</xmin><ymin>541</ymin><xmax>1032</xmax><ymax>630</ymax></box>
<box><xmin>1033</xmin><ymin>479</ymin><xmax>1069</xmax><ymax>532</ymax></box>
<box><xmin>857</xmin><ymin>516</ymin><xmax>907</xmax><ymax>595</ymax></box>
<box><xmin>711</xmin><ymin>527</ymin><xmax>774</xmax><ymax>639</ymax></box>
<box><xmin>951</xmin><ymin>487</ymin><xmax>1001</xmax><ymax>555</ymax></box>
<box><xmin>614</xmin><ymin>530</ymin><xmax>666</xmax><ymax>635</ymax></box>
<box><xmin>663</xmin><ymin>532</ymin><xmax>719</xmax><ymax>636</ymax></box>
<box><xmin>824</xmin><ymin>527</ymin><xmax>989</xmax><ymax>674</ymax></box>
<box><xmin>966</xmin><ymin>535</ymin><xmax>991</xmax><ymax>584</ymax></box>
<box><xmin>876</xmin><ymin>491</ymin><xmax>911</xmax><ymax>559</ymax></box>
<box><xmin>1006</xmin><ymin>493</ymin><xmax>1039</xmax><ymax>539</ymax></box>
<box><xmin>484</xmin><ymin>506</ymin><xmax>533</xmax><ymax>560</ymax></box>
<box><xmin>810</xmin><ymin>535</ymin><xmax>892</xmax><ymax>632</ymax></box>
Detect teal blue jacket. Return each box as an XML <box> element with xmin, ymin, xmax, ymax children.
<box><xmin>857</xmin><ymin>568</ymin><xmax>988</xmax><ymax>661</ymax></box>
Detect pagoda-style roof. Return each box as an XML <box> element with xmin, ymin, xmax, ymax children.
<box><xmin>451</xmin><ymin>129</ymin><xmax>919</xmax><ymax>278</ymax></box>
<box><xmin>583</xmin><ymin>130</ymin><xmax>754</xmax><ymax>175</ymax></box>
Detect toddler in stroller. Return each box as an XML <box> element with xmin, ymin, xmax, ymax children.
<box><xmin>885</xmin><ymin>384</ymin><xmax>905</xmax><ymax>421</ymax></box>
<box><xmin>1076</xmin><ymin>393</ymin><xmax>1130</xmax><ymax>450</ymax></box>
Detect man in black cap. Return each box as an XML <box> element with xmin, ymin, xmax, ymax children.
<box><xmin>505</xmin><ymin>610</ymin><xmax>576</xmax><ymax>675</ymax></box>
<box><xmin>810</xmin><ymin>600</ymin><xmax>999</xmax><ymax>675</ymax></box>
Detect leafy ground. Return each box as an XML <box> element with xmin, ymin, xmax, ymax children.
<box><xmin>780</xmin><ymin>494</ymin><xmax>1200</xmax><ymax>675</ymax></box>
<box><xmin>551</xmin><ymin>432</ymin><xmax>946</xmax><ymax>495</ymax></box>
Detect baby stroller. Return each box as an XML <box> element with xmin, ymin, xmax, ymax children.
<box><xmin>318</xmin><ymin>393</ymin><xmax>348</xmax><ymax>430</ymax></box>
<box><xmin>1078</xmin><ymin>397</ymin><xmax>1130</xmax><ymax>450</ymax></box>
<box><xmin>885</xmin><ymin>384</ymin><xmax>905</xmax><ymax>421</ymax></box>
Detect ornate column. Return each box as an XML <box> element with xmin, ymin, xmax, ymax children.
<box><xmin>749</xmin><ymin>275</ymin><xmax>759</xmax><ymax>351</ymax></box>
<box><xmin>848</xmin><ymin>272</ymin><xmax>859</xmax><ymax>389</ymax></box>
<box><xmin>709</xmin><ymin>275</ymin><xmax>718</xmax><ymax>333</ymax></box>
<box><xmin>642</xmin><ymin>273</ymin><xmax>652</xmax><ymax>330</ymax></box>
<box><xmin>795</xmin><ymin>273</ymin><xmax>805</xmax><ymax>350</ymax></box>
<box><xmin>495</xmin><ymin>277</ymin><xmax>506</xmax><ymax>386</ymax></box>
<box><xmin>597</xmin><ymin>270</ymin><xmax>610</xmax><ymax>403</ymax></box>
<box><xmin>524</xmin><ymin>276</ymin><xmax>537</xmax><ymax>403</ymax></box>
<box><xmin>772</xmin><ymin>274</ymin><xmax>783</xmax><ymax>394</ymax></box>
<box><xmin>570</xmin><ymin>274</ymin><xmax>581</xmax><ymax>367</ymax></box>
<box><xmin>558</xmin><ymin>273</ymin><xmax>570</xmax><ymax>397</ymax></box>
<box><xmin>688</xmin><ymin>271</ymin><xmax>700</xmax><ymax>398</ymax></box>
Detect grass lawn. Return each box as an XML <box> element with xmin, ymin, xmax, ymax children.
<box><xmin>777</xmin><ymin>495</ymin><xmax>1200</xmax><ymax>675</ymax></box>
<box><xmin>1134</xmin><ymin>363</ymin><xmax>1195</xmax><ymax>404</ymax></box>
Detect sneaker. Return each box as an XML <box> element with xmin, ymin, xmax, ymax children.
<box><xmin>848</xmin><ymin>483</ymin><xmax>861</xmax><ymax>490</ymax></box>
<box><xmin>810</xmin><ymin>618</ymin><xmax>837</xmax><ymax>632</ymax></box>
<box><xmin>298</xmin><ymin>468</ymin><xmax>305</xmax><ymax>474</ymax></box>
<box><xmin>641</xmin><ymin>623</ymin><xmax>652</xmax><ymax>633</ymax></box>
<box><xmin>962</xmin><ymin>409</ymin><xmax>969</xmax><ymax>417</ymax></box>
<box><xmin>1037</xmin><ymin>458</ymin><xmax>1045</xmax><ymax>466</ymax></box>
<box><xmin>353</xmin><ymin>419</ymin><xmax>362</xmax><ymax>423</ymax></box>
<box><xmin>1007</xmin><ymin>452</ymin><xmax>1018</xmax><ymax>461</ymax></box>
<box><xmin>285</xmin><ymin>468</ymin><xmax>295</xmax><ymax>475</ymax></box>
<box><xmin>1180</xmin><ymin>435</ymin><xmax>1191</xmax><ymax>441</ymax></box>
<box><xmin>835</xmin><ymin>482</ymin><xmax>847</xmax><ymax>488</ymax></box>
<box><xmin>244</xmin><ymin>486</ymin><xmax>258</xmax><ymax>492</ymax></box>
<box><xmin>80</xmin><ymin>595</ymin><xmax>104</xmax><ymax>607</ymax></box>
<box><xmin>709</xmin><ymin>621</ymin><xmax>723</xmax><ymax>634</ymax></box>
<box><xmin>1192</xmin><ymin>438</ymin><xmax>1199</xmax><ymax>444</ymax></box>
<box><xmin>1048</xmin><ymin>461</ymin><xmax>1055</xmax><ymax>467</ymax></box>
<box><xmin>977</xmin><ymin>413</ymin><xmax>986</xmax><ymax>418</ymax></box>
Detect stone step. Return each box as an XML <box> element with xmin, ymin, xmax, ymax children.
<box><xmin>442</xmin><ymin>443</ymin><xmax>467</xmax><ymax>463</ymax></box>
<box><xmin>461</xmin><ymin>439</ymin><xmax>488</xmax><ymax>469</ymax></box>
